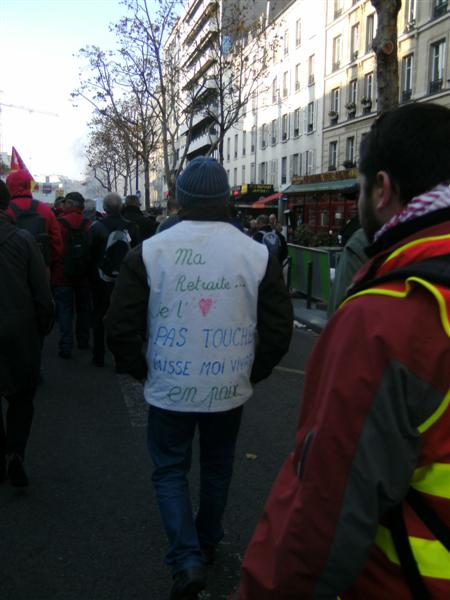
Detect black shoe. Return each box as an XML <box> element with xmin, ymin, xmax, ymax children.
<box><xmin>200</xmin><ymin>544</ymin><xmax>217</xmax><ymax>565</ymax></box>
<box><xmin>92</xmin><ymin>356</ymin><xmax>104</xmax><ymax>368</ymax></box>
<box><xmin>169</xmin><ymin>567</ymin><xmax>206</xmax><ymax>600</ymax></box>
<box><xmin>7</xmin><ymin>454</ymin><xmax>29</xmax><ymax>487</ymax></box>
<box><xmin>59</xmin><ymin>350</ymin><xmax>72</xmax><ymax>360</ymax></box>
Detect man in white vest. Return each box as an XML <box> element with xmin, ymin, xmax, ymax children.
<box><xmin>105</xmin><ymin>156</ymin><xmax>293</xmax><ymax>600</ymax></box>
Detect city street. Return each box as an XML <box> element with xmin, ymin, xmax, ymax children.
<box><xmin>0</xmin><ymin>326</ymin><xmax>317</xmax><ymax>600</ymax></box>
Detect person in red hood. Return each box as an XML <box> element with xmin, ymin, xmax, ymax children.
<box><xmin>52</xmin><ymin>192</ymin><xmax>92</xmax><ymax>359</ymax></box>
<box><xmin>6</xmin><ymin>169</ymin><xmax>63</xmax><ymax>270</ymax></box>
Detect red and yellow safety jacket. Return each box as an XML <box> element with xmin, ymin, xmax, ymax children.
<box><xmin>236</xmin><ymin>214</ymin><xmax>450</xmax><ymax>599</ymax></box>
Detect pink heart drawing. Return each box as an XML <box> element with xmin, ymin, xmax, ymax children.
<box><xmin>199</xmin><ymin>298</ymin><xmax>213</xmax><ymax>316</ymax></box>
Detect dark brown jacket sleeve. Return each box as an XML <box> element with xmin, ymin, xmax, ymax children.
<box><xmin>104</xmin><ymin>244</ymin><xmax>149</xmax><ymax>380</ymax></box>
<box><xmin>251</xmin><ymin>256</ymin><xmax>293</xmax><ymax>383</ymax></box>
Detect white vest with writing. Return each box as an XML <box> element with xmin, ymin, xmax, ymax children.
<box><xmin>141</xmin><ymin>220</ymin><xmax>269</xmax><ymax>412</ymax></box>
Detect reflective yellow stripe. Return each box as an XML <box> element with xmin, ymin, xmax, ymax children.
<box><xmin>375</xmin><ymin>525</ymin><xmax>450</xmax><ymax>580</ymax></box>
<box><xmin>383</xmin><ymin>234</ymin><xmax>450</xmax><ymax>264</ymax></box>
<box><xmin>339</xmin><ymin>286</ymin><xmax>408</xmax><ymax>309</ymax></box>
<box><xmin>342</xmin><ymin>277</ymin><xmax>450</xmax><ymax>338</ymax></box>
<box><xmin>411</xmin><ymin>462</ymin><xmax>450</xmax><ymax>499</ymax></box>
<box><xmin>418</xmin><ymin>388</ymin><xmax>450</xmax><ymax>433</ymax></box>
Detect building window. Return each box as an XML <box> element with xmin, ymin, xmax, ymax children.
<box><xmin>433</xmin><ymin>0</ymin><xmax>448</xmax><ymax>19</ymax></box>
<box><xmin>234</xmin><ymin>134</ymin><xmax>238</xmax><ymax>159</ymax></box>
<box><xmin>363</xmin><ymin>72</ymin><xmax>373</xmax><ymax>112</ymax></box>
<box><xmin>241</xmin><ymin>165</ymin><xmax>245</xmax><ymax>184</ymax></box>
<box><xmin>293</xmin><ymin>108</ymin><xmax>301</xmax><ymax>136</ymax></box>
<box><xmin>401</xmin><ymin>54</ymin><xmax>413</xmax><ymax>102</ymax></box>
<box><xmin>349</xmin><ymin>79</ymin><xmax>358</xmax><ymax>104</ymax></box>
<box><xmin>271</xmin><ymin>119</ymin><xmax>278</xmax><ymax>145</ymax></box>
<box><xmin>329</xmin><ymin>141</ymin><xmax>338</xmax><ymax>170</ymax></box>
<box><xmin>307</xmin><ymin>102</ymin><xmax>314</xmax><ymax>133</ymax></box>
<box><xmin>250</xmin><ymin>162</ymin><xmax>256</xmax><ymax>183</ymax></box>
<box><xmin>334</xmin><ymin>0</ymin><xmax>343</xmax><ymax>19</ymax></box>
<box><xmin>259</xmin><ymin>162</ymin><xmax>267</xmax><ymax>184</ymax></box>
<box><xmin>251</xmin><ymin>126</ymin><xmax>256</xmax><ymax>153</ymax></box>
<box><xmin>351</xmin><ymin>24</ymin><xmax>360</xmax><ymax>60</ymax></box>
<box><xmin>308</xmin><ymin>54</ymin><xmax>315</xmax><ymax>85</ymax></box>
<box><xmin>242</xmin><ymin>130</ymin><xmax>247</xmax><ymax>156</ymax></box>
<box><xmin>282</xmin><ymin>71</ymin><xmax>289</xmax><ymax>97</ymax></box>
<box><xmin>251</xmin><ymin>92</ymin><xmax>257</xmax><ymax>113</ymax></box>
<box><xmin>270</xmin><ymin>159</ymin><xmax>278</xmax><ymax>185</ymax></box>
<box><xmin>405</xmin><ymin>0</ymin><xmax>416</xmax><ymax>25</ymax></box>
<box><xmin>261</xmin><ymin>123</ymin><xmax>268</xmax><ymax>149</ymax></box>
<box><xmin>332</xmin><ymin>35</ymin><xmax>342</xmax><ymax>70</ymax></box>
<box><xmin>366</xmin><ymin>14</ymin><xmax>375</xmax><ymax>53</ymax></box>
<box><xmin>233</xmin><ymin>167</ymin><xmax>237</xmax><ymax>186</ymax></box>
<box><xmin>282</xmin><ymin>114</ymin><xmax>288</xmax><ymax>141</ymax></box>
<box><xmin>226</xmin><ymin>138</ymin><xmax>230</xmax><ymax>162</ymax></box>
<box><xmin>281</xmin><ymin>157</ymin><xmax>287</xmax><ymax>184</ymax></box>
<box><xmin>272</xmin><ymin>77</ymin><xmax>278</xmax><ymax>103</ymax></box>
<box><xmin>295</xmin><ymin>63</ymin><xmax>301</xmax><ymax>91</ymax></box>
<box><xmin>331</xmin><ymin>87</ymin><xmax>340</xmax><ymax>114</ymax></box>
<box><xmin>305</xmin><ymin>150</ymin><xmax>314</xmax><ymax>175</ymax></box>
<box><xmin>291</xmin><ymin>153</ymin><xmax>299</xmax><ymax>178</ymax></box>
<box><xmin>346</xmin><ymin>136</ymin><xmax>355</xmax><ymax>164</ymax></box>
<box><xmin>430</xmin><ymin>39</ymin><xmax>445</xmax><ymax>93</ymax></box>
<box><xmin>284</xmin><ymin>29</ymin><xmax>289</xmax><ymax>56</ymax></box>
<box><xmin>295</xmin><ymin>19</ymin><xmax>302</xmax><ymax>47</ymax></box>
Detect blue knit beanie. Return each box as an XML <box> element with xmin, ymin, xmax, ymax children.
<box><xmin>176</xmin><ymin>156</ymin><xmax>230</xmax><ymax>208</ymax></box>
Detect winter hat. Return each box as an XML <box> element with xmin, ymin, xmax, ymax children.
<box><xmin>176</xmin><ymin>156</ymin><xmax>230</xmax><ymax>208</ymax></box>
<box><xmin>6</xmin><ymin>169</ymin><xmax>33</xmax><ymax>199</ymax></box>
<box><xmin>64</xmin><ymin>191</ymin><xmax>85</xmax><ymax>208</ymax></box>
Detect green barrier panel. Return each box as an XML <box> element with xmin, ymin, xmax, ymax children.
<box><xmin>288</xmin><ymin>244</ymin><xmax>341</xmax><ymax>303</ymax></box>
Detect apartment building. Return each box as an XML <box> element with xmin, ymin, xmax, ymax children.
<box><xmin>322</xmin><ymin>0</ymin><xmax>450</xmax><ymax>175</ymax></box>
<box><xmin>157</xmin><ymin>0</ymin><xmax>450</xmax><ymax>223</ymax></box>
<box><xmin>225</xmin><ymin>0</ymin><xmax>327</xmax><ymax>201</ymax></box>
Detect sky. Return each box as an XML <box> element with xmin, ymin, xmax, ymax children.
<box><xmin>0</xmin><ymin>0</ymin><xmax>128</xmax><ymax>179</ymax></box>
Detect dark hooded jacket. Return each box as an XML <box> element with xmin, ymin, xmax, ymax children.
<box><xmin>0</xmin><ymin>211</ymin><xmax>54</xmax><ymax>395</ymax></box>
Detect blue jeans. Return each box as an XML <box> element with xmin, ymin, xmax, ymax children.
<box><xmin>53</xmin><ymin>286</ymin><xmax>91</xmax><ymax>354</ymax></box>
<box><xmin>147</xmin><ymin>404</ymin><xmax>243</xmax><ymax>575</ymax></box>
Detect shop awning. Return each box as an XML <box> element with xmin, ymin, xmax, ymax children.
<box><xmin>283</xmin><ymin>178</ymin><xmax>358</xmax><ymax>194</ymax></box>
<box><xmin>251</xmin><ymin>192</ymin><xmax>283</xmax><ymax>208</ymax></box>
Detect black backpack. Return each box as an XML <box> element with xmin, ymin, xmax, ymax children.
<box><xmin>261</xmin><ymin>230</ymin><xmax>281</xmax><ymax>258</ymax></box>
<box><xmin>59</xmin><ymin>218</ymin><xmax>91</xmax><ymax>278</ymax></box>
<box><xmin>10</xmin><ymin>199</ymin><xmax>51</xmax><ymax>265</ymax></box>
<box><xmin>98</xmin><ymin>223</ymin><xmax>132</xmax><ymax>283</ymax></box>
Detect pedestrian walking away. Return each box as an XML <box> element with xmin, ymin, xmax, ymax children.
<box><xmin>6</xmin><ymin>168</ymin><xmax>63</xmax><ymax>270</ymax></box>
<box><xmin>233</xmin><ymin>103</ymin><xmax>450</xmax><ymax>599</ymax></box>
<box><xmin>122</xmin><ymin>194</ymin><xmax>158</xmax><ymax>241</ymax></box>
<box><xmin>89</xmin><ymin>192</ymin><xmax>138</xmax><ymax>368</ymax></box>
<box><xmin>0</xmin><ymin>180</ymin><xmax>54</xmax><ymax>488</ymax></box>
<box><xmin>52</xmin><ymin>191</ymin><xmax>92</xmax><ymax>359</ymax></box>
<box><xmin>105</xmin><ymin>156</ymin><xmax>293</xmax><ymax>600</ymax></box>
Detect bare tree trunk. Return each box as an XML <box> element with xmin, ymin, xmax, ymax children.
<box><xmin>371</xmin><ymin>0</ymin><xmax>402</xmax><ymax>113</ymax></box>
<box><xmin>144</xmin><ymin>157</ymin><xmax>150</xmax><ymax>210</ymax></box>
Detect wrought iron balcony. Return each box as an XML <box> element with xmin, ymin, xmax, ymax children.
<box><xmin>429</xmin><ymin>79</ymin><xmax>443</xmax><ymax>94</ymax></box>
<box><xmin>433</xmin><ymin>2</ymin><xmax>448</xmax><ymax>19</ymax></box>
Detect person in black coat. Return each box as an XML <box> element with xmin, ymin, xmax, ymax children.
<box><xmin>89</xmin><ymin>192</ymin><xmax>139</xmax><ymax>367</ymax></box>
<box><xmin>122</xmin><ymin>195</ymin><xmax>157</xmax><ymax>241</ymax></box>
<box><xmin>0</xmin><ymin>180</ymin><xmax>54</xmax><ymax>487</ymax></box>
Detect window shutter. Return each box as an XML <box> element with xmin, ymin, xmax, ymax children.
<box><xmin>289</xmin><ymin>155</ymin><xmax>294</xmax><ymax>180</ymax></box>
<box><xmin>313</xmin><ymin>101</ymin><xmax>318</xmax><ymax>131</ymax></box>
<box><xmin>303</xmin><ymin>109</ymin><xmax>307</xmax><ymax>134</ymax></box>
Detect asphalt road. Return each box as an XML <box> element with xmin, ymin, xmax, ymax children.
<box><xmin>0</xmin><ymin>326</ymin><xmax>317</xmax><ymax>600</ymax></box>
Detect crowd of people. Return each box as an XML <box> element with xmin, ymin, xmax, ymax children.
<box><xmin>1</xmin><ymin>102</ymin><xmax>450</xmax><ymax>600</ymax></box>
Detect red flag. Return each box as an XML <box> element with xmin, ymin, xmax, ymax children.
<box><xmin>10</xmin><ymin>146</ymin><xmax>37</xmax><ymax>190</ymax></box>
